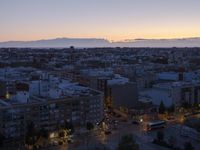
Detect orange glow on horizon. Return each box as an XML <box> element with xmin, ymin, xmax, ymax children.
<box><xmin>1</xmin><ymin>24</ymin><xmax>200</xmax><ymax>42</ymax></box>
<box><xmin>1</xmin><ymin>34</ymin><xmax>200</xmax><ymax>43</ymax></box>
<box><xmin>1</xmin><ymin>19</ymin><xmax>200</xmax><ymax>42</ymax></box>
<box><xmin>1</xmin><ymin>0</ymin><xmax>200</xmax><ymax>42</ymax></box>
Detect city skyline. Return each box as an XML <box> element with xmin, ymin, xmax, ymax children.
<box><xmin>1</xmin><ymin>1</ymin><xmax>200</xmax><ymax>149</ymax></box>
<box><xmin>1</xmin><ymin>0</ymin><xmax>200</xmax><ymax>42</ymax></box>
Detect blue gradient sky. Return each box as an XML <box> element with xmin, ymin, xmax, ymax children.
<box><xmin>1</xmin><ymin>0</ymin><xmax>200</xmax><ymax>41</ymax></box>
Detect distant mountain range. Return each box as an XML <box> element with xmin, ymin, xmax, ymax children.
<box><xmin>1</xmin><ymin>37</ymin><xmax>200</xmax><ymax>48</ymax></box>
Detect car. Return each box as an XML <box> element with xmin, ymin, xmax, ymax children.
<box><xmin>184</xmin><ymin>113</ymin><xmax>191</xmax><ymax>117</ymax></box>
<box><xmin>52</xmin><ymin>140</ymin><xmax>59</xmax><ymax>146</ymax></box>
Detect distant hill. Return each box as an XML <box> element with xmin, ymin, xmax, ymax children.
<box><xmin>112</xmin><ymin>38</ymin><xmax>200</xmax><ymax>47</ymax></box>
<box><xmin>0</xmin><ymin>38</ymin><xmax>110</xmax><ymax>48</ymax></box>
<box><xmin>1</xmin><ymin>37</ymin><xmax>200</xmax><ymax>48</ymax></box>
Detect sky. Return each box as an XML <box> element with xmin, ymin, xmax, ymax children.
<box><xmin>1</xmin><ymin>0</ymin><xmax>200</xmax><ymax>42</ymax></box>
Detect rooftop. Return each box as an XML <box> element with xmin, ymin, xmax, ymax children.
<box><xmin>107</xmin><ymin>74</ymin><xmax>129</xmax><ymax>85</ymax></box>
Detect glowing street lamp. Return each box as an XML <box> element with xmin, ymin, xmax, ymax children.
<box><xmin>6</xmin><ymin>91</ymin><xmax>10</xmax><ymax>99</ymax></box>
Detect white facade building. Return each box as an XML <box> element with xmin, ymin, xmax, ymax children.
<box><xmin>140</xmin><ymin>81</ymin><xmax>200</xmax><ymax>107</ymax></box>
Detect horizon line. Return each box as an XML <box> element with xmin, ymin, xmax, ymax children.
<box><xmin>1</xmin><ymin>36</ymin><xmax>200</xmax><ymax>43</ymax></box>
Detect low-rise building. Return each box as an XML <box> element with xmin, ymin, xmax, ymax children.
<box><xmin>140</xmin><ymin>81</ymin><xmax>200</xmax><ymax>107</ymax></box>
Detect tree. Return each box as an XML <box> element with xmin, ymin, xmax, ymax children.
<box><xmin>159</xmin><ymin>101</ymin><xmax>166</xmax><ymax>114</ymax></box>
<box><xmin>184</xmin><ymin>142</ymin><xmax>194</xmax><ymax>150</ymax></box>
<box><xmin>117</xmin><ymin>134</ymin><xmax>139</xmax><ymax>150</ymax></box>
<box><xmin>157</xmin><ymin>131</ymin><xmax>164</xmax><ymax>141</ymax></box>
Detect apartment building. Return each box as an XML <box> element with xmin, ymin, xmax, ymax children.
<box><xmin>0</xmin><ymin>71</ymin><xmax>104</xmax><ymax>139</ymax></box>
<box><xmin>140</xmin><ymin>81</ymin><xmax>200</xmax><ymax>107</ymax></box>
